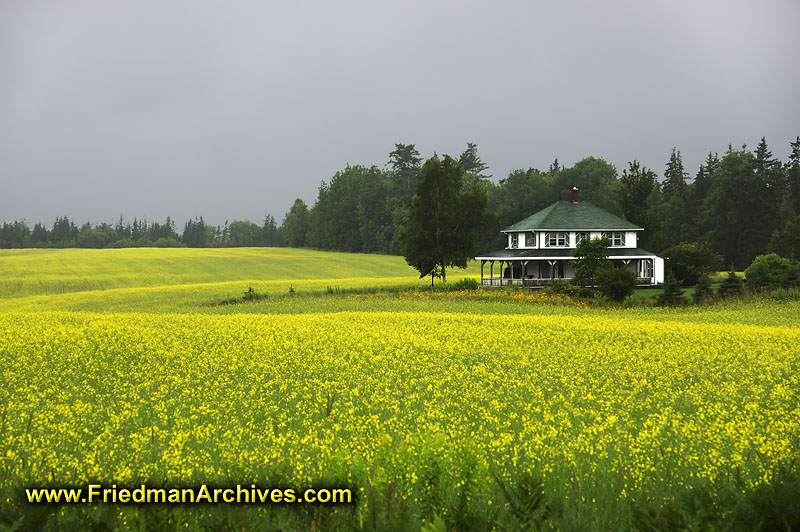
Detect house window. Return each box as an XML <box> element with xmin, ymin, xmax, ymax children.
<box><xmin>510</xmin><ymin>233</ymin><xmax>518</xmax><ymax>248</ymax></box>
<box><xmin>575</xmin><ymin>232</ymin><xmax>590</xmax><ymax>245</ymax></box>
<box><xmin>544</xmin><ymin>232</ymin><xmax>568</xmax><ymax>247</ymax></box>
<box><xmin>525</xmin><ymin>232</ymin><xmax>536</xmax><ymax>248</ymax></box>
<box><xmin>602</xmin><ymin>231</ymin><xmax>625</xmax><ymax>247</ymax></box>
<box><xmin>639</xmin><ymin>259</ymin><xmax>653</xmax><ymax>278</ymax></box>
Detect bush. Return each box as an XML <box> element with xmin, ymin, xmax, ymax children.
<box><xmin>744</xmin><ymin>253</ymin><xmax>796</xmax><ymax>288</ymax></box>
<box><xmin>544</xmin><ymin>278</ymin><xmax>580</xmax><ymax>297</ymax></box>
<box><xmin>717</xmin><ymin>270</ymin><xmax>743</xmax><ymax>298</ymax></box>
<box><xmin>657</xmin><ymin>272</ymin><xmax>687</xmax><ymax>306</ymax></box>
<box><xmin>662</xmin><ymin>242</ymin><xmax>724</xmax><ymax>286</ymax></box>
<box><xmin>597</xmin><ymin>267</ymin><xmax>636</xmax><ymax>302</ymax></box>
<box><xmin>449</xmin><ymin>277</ymin><xmax>481</xmax><ymax>291</ymax></box>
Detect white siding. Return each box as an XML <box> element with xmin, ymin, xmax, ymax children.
<box><xmin>654</xmin><ymin>256</ymin><xmax>665</xmax><ymax>284</ymax></box>
<box><xmin>625</xmin><ymin>231</ymin><xmax>637</xmax><ymax>248</ymax></box>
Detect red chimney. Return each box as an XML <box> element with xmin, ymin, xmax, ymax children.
<box><xmin>571</xmin><ymin>187</ymin><xmax>579</xmax><ymax>203</ymax></box>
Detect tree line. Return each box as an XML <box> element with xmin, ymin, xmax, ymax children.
<box><xmin>284</xmin><ymin>137</ymin><xmax>800</xmax><ymax>269</ymax></box>
<box><xmin>3</xmin><ymin>136</ymin><xmax>799</xmax><ymax>269</ymax></box>
<box><xmin>0</xmin><ymin>215</ymin><xmax>284</xmax><ymax>249</ymax></box>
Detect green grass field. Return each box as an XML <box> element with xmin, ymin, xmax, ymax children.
<box><xmin>1</xmin><ymin>248</ymin><xmax>798</xmax><ymax>531</ymax></box>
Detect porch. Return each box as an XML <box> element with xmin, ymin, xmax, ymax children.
<box><xmin>479</xmin><ymin>258</ymin><xmax>657</xmax><ymax>288</ymax></box>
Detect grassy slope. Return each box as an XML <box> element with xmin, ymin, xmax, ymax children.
<box><xmin>0</xmin><ymin>247</ymin><xmax>479</xmax><ymax>299</ymax></box>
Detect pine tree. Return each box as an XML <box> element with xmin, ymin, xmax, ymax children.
<box><xmin>458</xmin><ymin>142</ymin><xmax>491</xmax><ymax>179</ymax></box>
<box><xmin>692</xmin><ymin>274</ymin><xmax>714</xmax><ymax>303</ymax></box>
<box><xmin>387</xmin><ymin>143</ymin><xmax>422</xmax><ymax>197</ymax></box>
<box><xmin>662</xmin><ymin>148</ymin><xmax>688</xmax><ymax>201</ymax></box>
<box><xmin>785</xmin><ymin>136</ymin><xmax>800</xmax><ymax>217</ymax></box>
<box><xmin>619</xmin><ymin>161</ymin><xmax>660</xmax><ymax>249</ymax></box>
<box><xmin>657</xmin><ymin>272</ymin><xmax>687</xmax><ymax>306</ymax></box>
<box><xmin>716</xmin><ymin>269</ymin><xmax>743</xmax><ymax>298</ymax></box>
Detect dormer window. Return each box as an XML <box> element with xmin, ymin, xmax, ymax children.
<box><xmin>602</xmin><ymin>231</ymin><xmax>625</xmax><ymax>247</ymax></box>
<box><xmin>544</xmin><ymin>232</ymin><xmax>568</xmax><ymax>247</ymax></box>
<box><xmin>510</xmin><ymin>233</ymin><xmax>518</xmax><ymax>248</ymax></box>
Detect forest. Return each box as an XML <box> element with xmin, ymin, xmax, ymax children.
<box><xmin>2</xmin><ymin>137</ymin><xmax>799</xmax><ymax>269</ymax></box>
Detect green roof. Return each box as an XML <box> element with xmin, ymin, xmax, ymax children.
<box><xmin>503</xmin><ymin>201</ymin><xmax>642</xmax><ymax>232</ymax></box>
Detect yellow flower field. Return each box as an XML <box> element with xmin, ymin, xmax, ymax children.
<box><xmin>0</xmin><ymin>248</ymin><xmax>798</xmax><ymax>529</ymax></box>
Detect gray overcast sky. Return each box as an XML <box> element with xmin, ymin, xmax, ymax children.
<box><xmin>1</xmin><ymin>0</ymin><xmax>798</xmax><ymax>227</ymax></box>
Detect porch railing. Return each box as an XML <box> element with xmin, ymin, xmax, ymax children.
<box><xmin>482</xmin><ymin>277</ymin><xmax>655</xmax><ymax>288</ymax></box>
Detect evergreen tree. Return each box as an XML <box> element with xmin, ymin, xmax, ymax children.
<box><xmin>305</xmin><ymin>165</ymin><xmax>392</xmax><ymax>252</ymax></box>
<box><xmin>0</xmin><ymin>221</ymin><xmax>30</xmax><ymax>248</ymax></box>
<box><xmin>702</xmin><ymin>147</ymin><xmax>781</xmax><ymax>268</ymax></box>
<box><xmin>401</xmin><ymin>155</ymin><xmax>490</xmax><ymax>284</ymax></box>
<box><xmin>661</xmin><ymin>148</ymin><xmax>688</xmax><ymax>246</ymax></box>
<box><xmin>785</xmin><ymin>136</ymin><xmax>800</xmax><ymax>217</ymax></box>
<box><xmin>458</xmin><ymin>142</ymin><xmax>491</xmax><ymax>179</ymax></box>
<box><xmin>597</xmin><ymin>266</ymin><xmax>636</xmax><ymax>301</ymax></box>
<box><xmin>692</xmin><ymin>273</ymin><xmax>714</xmax><ymax>303</ymax></box>
<box><xmin>656</xmin><ymin>272</ymin><xmax>687</xmax><ymax>306</ymax></box>
<box><xmin>182</xmin><ymin>217</ymin><xmax>214</xmax><ymax>247</ymax></box>
<box><xmin>262</xmin><ymin>215</ymin><xmax>284</xmax><ymax>247</ymax></box>
<box><xmin>282</xmin><ymin>199</ymin><xmax>310</xmax><ymax>247</ymax></box>
<box><xmin>51</xmin><ymin>216</ymin><xmax>78</xmax><ymax>245</ymax></box>
<box><xmin>662</xmin><ymin>148</ymin><xmax>687</xmax><ymax>201</ymax></box>
<box><xmin>683</xmin><ymin>152</ymin><xmax>718</xmax><ymax>242</ymax></box>
<box><xmin>387</xmin><ymin>143</ymin><xmax>422</xmax><ymax>197</ymax></box>
<box><xmin>31</xmin><ymin>223</ymin><xmax>49</xmax><ymax>246</ymax></box>
<box><xmin>754</xmin><ymin>137</ymin><xmax>785</xmax><ymax>224</ymax></box>
<box><xmin>716</xmin><ymin>269</ymin><xmax>743</xmax><ymax>298</ymax></box>
<box><xmin>619</xmin><ymin>161</ymin><xmax>660</xmax><ymax>249</ymax></box>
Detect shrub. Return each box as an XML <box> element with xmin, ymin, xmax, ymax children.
<box><xmin>450</xmin><ymin>277</ymin><xmax>481</xmax><ymax>291</ymax></box>
<box><xmin>597</xmin><ymin>267</ymin><xmax>636</xmax><ymax>302</ymax></box>
<box><xmin>544</xmin><ymin>278</ymin><xmax>580</xmax><ymax>297</ymax></box>
<box><xmin>717</xmin><ymin>270</ymin><xmax>743</xmax><ymax>298</ymax></box>
<box><xmin>242</xmin><ymin>286</ymin><xmax>267</xmax><ymax>302</ymax></box>
<box><xmin>744</xmin><ymin>253</ymin><xmax>795</xmax><ymax>288</ymax></box>
<box><xmin>662</xmin><ymin>242</ymin><xmax>724</xmax><ymax>286</ymax></box>
<box><xmin>657</xmin><ymin>272</ymin><xmax>687</xmax><ymax>306</ymax></box>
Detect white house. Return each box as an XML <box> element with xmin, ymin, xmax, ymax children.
<box><xmin>476</xmin><ymin>188</ymin><xmax>665</xmax><ymax>287</ymax></box>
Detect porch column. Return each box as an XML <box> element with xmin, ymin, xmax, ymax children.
<box><xmin>481</xmin><ymin>260</ymin><xmax>485</xmax><ymax>284</ymax></box>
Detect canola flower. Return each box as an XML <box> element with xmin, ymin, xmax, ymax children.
<box><xmin>1</xmin><ymin>305</ymin><xmax>798</xmax><ymax>515</ymax></box>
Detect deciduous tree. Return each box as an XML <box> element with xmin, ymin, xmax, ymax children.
<box><xmin>572</xmin><ymin>236</ymin><xmax>611</xmax><ymax>288</ymax></box>
<box><xmin>401</xmin><ymin>155</ymin><xmax>490</xmax><ymax>284</ymax></box>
